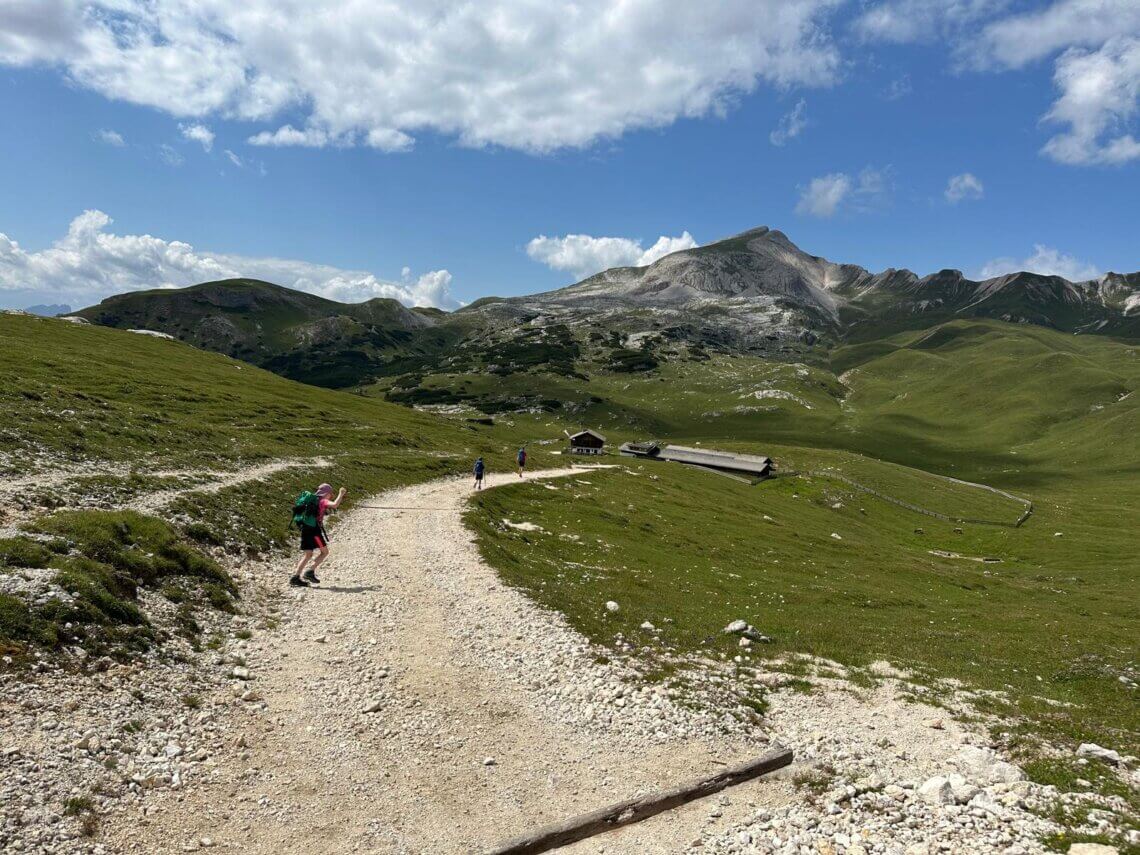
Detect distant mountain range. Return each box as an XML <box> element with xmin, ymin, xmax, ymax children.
<box><xmin>484</xmin><ymin>226</ymin><xmax>1140</xmax><ymax>346</ymax></box>
<box><xmin>72</xmin><ymin>227</ymin><xmax>1140</xmax><ymax>387</ymax></box>
<box><xmin>26</xmin><ymin>303</ymin><xmax>72</xmax><ymax>317</ymax></box>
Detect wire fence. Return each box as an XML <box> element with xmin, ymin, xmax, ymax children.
<box><xmin>797</xmin><ymin>469</ymin><xmax>1034</xmax><ymax>528</ymax></box>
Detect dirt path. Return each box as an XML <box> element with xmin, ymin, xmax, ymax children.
<box><xmin>127</xmin><ymin>458</ymin><xmax>330</xmax><ymax>515</ymax></box>
<box><xmin>104</xmin><ymin>469</ymin><xmax>780</xmax><ymax>854</ymax></box>
<box><xmin>0</xmin><ymin>457</ymin><xmax>328</xmax><ymax>539</ymax></box>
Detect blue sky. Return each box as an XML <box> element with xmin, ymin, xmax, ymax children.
<box><xmin>0</xmin><ymin>1</ymin><xmax>1137</xmax><ymax>310</ymax></box>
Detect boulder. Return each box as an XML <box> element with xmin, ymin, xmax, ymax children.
<box><xmin>952</xmin><ymin>745</ymin><xmax>1025</xmax><ymax>784</ymax></box>
<box><xmin>1076</xmin><ymin>743</ymin><xmax>1121</xmax><ymax>766</ymax></box>
<box><xmin>917</xmin><ymin>776</ymin><xmax>954</xmax><ymax>805</ymax></box>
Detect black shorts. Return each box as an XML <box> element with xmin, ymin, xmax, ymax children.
<box><xmin>300</xmin><ymin>525</ymin><xmax>328</xmax><ymax>551</ymax></box>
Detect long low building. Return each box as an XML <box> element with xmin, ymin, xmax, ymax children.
<box><xmin>619</xmin><ymin>441</ymin><xmax>772</xmax><ymax>480</ymax></box>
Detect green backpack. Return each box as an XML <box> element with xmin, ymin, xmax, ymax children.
<box><xmin>291</xmin><ymin>491</ymin><xmax>320</xmax><ymax>529</ymax></box>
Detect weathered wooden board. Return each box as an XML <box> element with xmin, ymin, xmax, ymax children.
<box><xmin>487</xmin><ymin>747</ymin><xmax>793</xmax><ymax>855</ymax></box>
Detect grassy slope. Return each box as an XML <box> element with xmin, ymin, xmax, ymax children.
<box><xmin>0</xmin><ymin>314</ymin><xmax>548</xmax><ymax>657</ymax></box>
<box><xmin>465</xmin><ymin>320</ymin><xmax>1140</xmax><ymax>763</ymax></box>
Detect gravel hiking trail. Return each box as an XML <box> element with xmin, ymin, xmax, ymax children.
<box><xmin>104</xmin><ymin>468</ymin><xmax>775</xmax><ymax>854</ymax></box>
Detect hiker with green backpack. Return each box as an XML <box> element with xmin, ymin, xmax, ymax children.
<box><xmin>290</xmin><ymin>483</ymin><xmax>346</xmax><ymax>587</ymax></box>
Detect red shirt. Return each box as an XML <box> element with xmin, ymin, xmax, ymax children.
<box><xmin>317</xmin><ymin>497</ymin><xmax>330</xmax><ymax>524</ymax></box>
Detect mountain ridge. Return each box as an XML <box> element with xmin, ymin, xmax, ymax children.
<box><xmin>70</xmin><ymin>229</ymin><xmax>1140</xmax><ymax>388</ymax></box>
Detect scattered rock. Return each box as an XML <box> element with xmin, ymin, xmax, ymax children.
<box><xmin>605</xmin><ymin>601</ymin><xmax>620</xmax><ymax>613</ymax></box>
<box><xmin>917</xmin><ymin>776</ymin><xmax>954</xmax><ymax>805</ymax></box>
<box><xmin>1076</xmin><ymin>743</ymin><xmax>1121</xmax><ymax>765</ymax></box>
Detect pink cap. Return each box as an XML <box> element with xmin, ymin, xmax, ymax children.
<box><xmin>316</xmin><ymin>483</ymin><xmax>333</xmax><ymax>497</ymax></box>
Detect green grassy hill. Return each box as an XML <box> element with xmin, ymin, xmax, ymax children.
<box><xmin>73</xmin><ymin>279</ymin><xmax>463</xmax><ymax>387</ymax></box>
<box><xmin>5</xmin><ymin>309</ymin><xmax>1137</xmax><ymax>843</ymax></box>
<box><xmin>458</xmin><ymin>319</ymin><xmax>1139</xmax><ymax>809</ymax></box>
<box><xmin>0</xmin><ymin>313</ymin><xmax>540</xmax><ymax>660</ymax></box>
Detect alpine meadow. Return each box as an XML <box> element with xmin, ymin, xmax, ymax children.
<box><xmin>2</xmin><ymin>3</ymin><xmax>1139</xmax><ymax>854</ymax></box>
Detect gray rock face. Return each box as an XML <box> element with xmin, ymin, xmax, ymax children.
<box><xmin>481</xmin><ymin>226</ymin><xmax>1140</xmax><ymax>350</ymax></box>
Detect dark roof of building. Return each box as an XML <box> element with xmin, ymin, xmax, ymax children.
<box><xmin>619</xmin><ymin>440</ymin><xmax>771</xmax><ymax>475</ymax></box>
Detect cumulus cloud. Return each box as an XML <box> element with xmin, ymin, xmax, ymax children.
<box><xmin>853</xmin><ymin>0</ymin><xmax>1009</xmax><ymax>44</ymax></box>
<box><xmin>1040</xmin><ymin>38</ymin><xmax>1140</xmax><ymax>165</ymax></box>
<box><xmin>770</xmin><ymin>99</ymin><xmax>808</xmax><ymax>146</ymax></box>
<box><xmin>978</xmin><ymin>244</ymin><xmax>1102</xmax><ymax>281</ymax></box>
<box><xmin>180</xmin><ymin>122</ymin><xmax>214</xmax><ymax>152</ymax></box>
<box><xmin>795</xmin><ymin>173</ymin><xmax>851</xmax><ymax>218</ymax></box>
<box><xmin>944</xmin><ymin>172</ymin><xmax>984</xmax><ymax>203</ymax></box>
<box><xmin>527</xmin><ymin>231</ymin><xmax>698</xmax><ymax>280</ymax></box>
<box><xmin>863</xmin><ymin>1</ymin><xmax>1140</xmax><ymax>167</ymax></box>
<box><xmin>0</xmin><ymin>210</ymin><xmax>458</xmax><ymax>309</ymax></box>
<box><xmin>0</xmin><ymin>0</ymin><xmax>842</xmax><ymax>154</ymax></box>
<box><xmin>94</xmin><ymin>128</ymin><xmax>125</xmax><ymax>147</ymax></box>
<box><xmin>795</xmin><ymin>167</ymin><xmax>891</xmax><ymax>218</ymax></box>
<box><xmin>964</xmin><ymin>2</ymin><xmax>1140</xmax><ymax>167</ymax></box>
<box><xmin>969</xmin><ymin>0</ymin><xmax>1140</xmax><ymax>69</ymax></box>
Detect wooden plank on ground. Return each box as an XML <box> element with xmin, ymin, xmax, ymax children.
<box><xmin>487</xmin><ymin>747</ymin><xmax>793</xmax><ymax>855</ymax></box>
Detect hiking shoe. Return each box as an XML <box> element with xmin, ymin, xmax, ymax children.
<box><xmin>302</xmin><ymin>570</ymin><xmax>321</xmax><ymax>585</ymax></box>
<box><xmin>289</xmin><ymin>575</ymin><xmax>310</xmax><ymax>588</ymax></box>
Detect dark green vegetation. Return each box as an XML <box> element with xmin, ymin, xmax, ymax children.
<box><xmin>1</xmin><ymin>510</ymin><xmax>231</xmax><ymax>658</ymax></box>
<box><xmin>75</xmin><ymin>279</ymin><xmax>466</xmax><ymax>388</ymax></box>
<box><xmin>0</xmin><ymin>313</ymin><xmax>545</xmax><ymax>658</ymax></box>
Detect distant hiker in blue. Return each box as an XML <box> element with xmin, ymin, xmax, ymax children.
<box><xmin>516</xmin><ymin>446</ymin><xmax>527</xmax><ymax>478</ymax></box>
<box><xmin>473</xmin><ymin>456</ymin><xmax>485</xmax><ymax>490</ymax></box>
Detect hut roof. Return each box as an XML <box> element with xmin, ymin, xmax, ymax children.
<box><xmin>658</xmin><ymin>445</ymin><xmax>772</xmax><ymax>475</ymax></box>
<box><xmin>569</xmin><ymin>429</ymin><xmax>607</xmax><ymax>442</ymax></box>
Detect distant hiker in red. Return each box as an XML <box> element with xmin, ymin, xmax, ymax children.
<box><xmin>516</xmin><ymin>446</ymin><xmax>527</xmax><ymax>478</ymax></box>
<box><xmin>290</xmin><ymin>483</ymin><xmax>346</xmax><ymax>587</ymax></box>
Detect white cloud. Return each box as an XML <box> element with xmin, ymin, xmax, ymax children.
<box><xmin>248</xmin><ymin>125</ymin><xmax>334</xmax><ymax>148</ymax></box>
<box><xmin>945</xmin><ymin>172</ymin><xmax>984</xmax><ymax>203</ymax></box>
<box><xmin>962</xmin><ymin>3</ymin><xmax>1140</xmax><ymax>166</ymax></box>
<box><xmin>1040</xmin><ymin>38</ymin><xmax>1140</xmax><ymax>165</ymax></box>
<box><xmin>853</xmin><ymin>0</ymin><xmax>1009</xmax><ymax>44</ymax></box>
<box><xmin>223</xmin><ymin>149</ymin><xmax>242</xmax><ymax>167</ymax></box>
<box><xmin>795</xmin><ymin>167</ymin><xmax>890</xmax><ymax>218</ymax></box>
<box><xmin>526</xmin><ymin>231</ymin><xmax>698</xmax><ymax>280</ymax></box>
<box><xmin>970</xmin><ymin>0</ymin><xmax>1140</xmax><ymax>69</ymax></box>
<box><xmin>179</xmin><ymin>122</ymin><xmax>214</xmax><ymax>152</ymax></box>
<box><xmin>158</xmin><ymin>144</ymin><xmax>183</xmax><ymax>167</ymax></box>
<box><xmin>0</xmin><ymin>210</ymin><xmax>458</xmax><ymax>309</ymax></box>
<box><xmin>795</xmin><ymin>173</ymin><xmax>851</xmax><ymax>218</ymax></box>
<box><xmin>770</xmin><ymin>99</ymin><xmax>808</xmax><ymax>146</ymax></box>
<box><xmin>94</xmin><ymin>128</ymin><xmax>125</xmax><ymax>147</ymax></box>
<box><xmin>978</xmin><ymin>244</ymin><xmax>1102</xmax><ymax>281</ymax></box>
<box><xmin>0</xmin><ymin>0</ymin><xmax>842</xmax><ymax>154</ymax></box>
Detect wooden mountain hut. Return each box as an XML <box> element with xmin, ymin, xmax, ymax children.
<box><xmin>567</xmin><ymin>429</ymin><xmax>607</xmax><ymax>455</ymax></box>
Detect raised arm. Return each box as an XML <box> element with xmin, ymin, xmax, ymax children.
<box><xmin>326</xmin><ymin>487</ymin><xmax>347</xmax><ymax>510</ymax></box>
